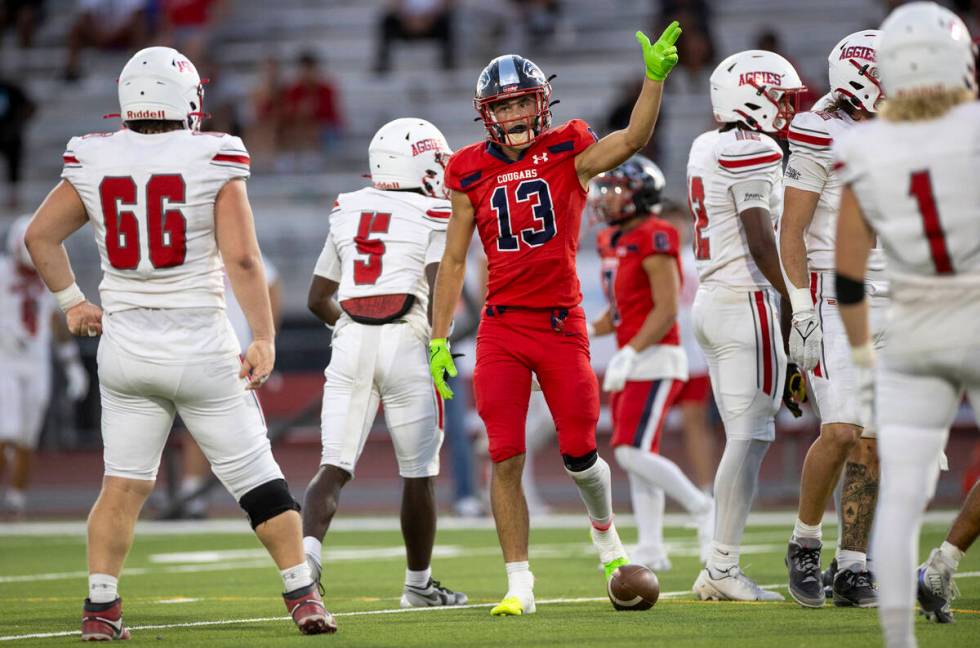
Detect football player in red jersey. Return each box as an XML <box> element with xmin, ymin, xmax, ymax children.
<box><xmin>429</xmin><ymin>22</ymin><xmax>682</xmax><ymax>615</ymax></box>
<box><xmin>588</xmin><ymin>156</ymin><xmax>714</xmax><ymax>572</ymax></box>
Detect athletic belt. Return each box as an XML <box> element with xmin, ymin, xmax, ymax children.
<box><xmin>340</xmin><ymin>294</ymin><xmax>415</xmax><ymax>325</ymax></box>
<box><xmin>484</xmin><ymin>305</ymin><xmax>570</xmax><ymax>332</ymax></box>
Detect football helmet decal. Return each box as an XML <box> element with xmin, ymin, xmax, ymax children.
<box><xmin>117</xmin><ymin>46</ymin><xmax>205</xmax><ymax>130</ymax></box>
<box><xmin>829</xmin><ymin>31</ymin><xmax>883</xmax><ymax>113</ymax></box>
<box><xmin>474</xmin><ymin>54</ymin><xmax>553</xmax><ymax>147</ymax></box>
<box><xmin>369</xmin><ymin>118</ymin><xmax>453</xmax><ymax>199</ymax></box>
<box><xmin>709</xmin><ymin>50</ymin><xmax>805</xmax><ymax>135</ymax></box>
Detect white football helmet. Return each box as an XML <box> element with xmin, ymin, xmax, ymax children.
<box><xmin>878</xmin><ymin>1</ymin><xmax>977</xmax><ymax>97</ymax></box>
<box><xmin>368</xmin><ymin>118</ymin><xmax>452</xmax><ymax>199</ymax></box>
<box><xmin>709</xmin><ymin>50</ymin><xmax>805</xmax><ymax>134</ymax></box>
<box><xmin>118</xmin><ymin>47</ymin><xmax>205</xmax><ymax>129</ymax></box>
<box><xmin>829</xmin><ymin>30</ymin><xmax>883</xmax><ymax>113</ymax></box>
<box><xmin>5</xmin><ymin>215</ymin><xmax>34</xmax><ymax>269</ymax></box>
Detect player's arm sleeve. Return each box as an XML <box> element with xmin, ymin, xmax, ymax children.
<box><xmin>642</xmin><ymin>223</ymin><xmax>681</xmax><ymax>260</ymax></box>
<box><xmin>831</xmin><ymin>130</ymin><xmax>864</xmax><ymax>186</ymax></box>
<box><xmin>567</xmin><ymin>118</ymin><xmax>601</xmax><ymax>155</ymax></box>
<box><xmin>211</xmin><ymin>135</ymin><xmax>251</xmax><ymax>181</ymax></box>
<box><xmin>313</xmin><ymin>230</ymin><xmax>342</xmax><ymax>281</ymax></box>
<box><xmin>426</xmin><ymin>229</ymin><xmax>447</xmax><ymax>265</ymax></box>
<box><xmin>784</xmin><ymin>113</ymin><xmax>833</xmax><ymax>193</ymax></box>
<box><xmin>718</xmin><ymin>137</ymin><xmax>782</xmax><ymax>212</ymax></box>
<box><xmin>61</xmin><ymin>137</ymin><xmax>84</xmax><ymax>185</ymax></box>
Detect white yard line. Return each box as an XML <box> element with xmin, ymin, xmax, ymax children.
<box><xmin>0</xmin><ymin>511</ymin><xmax>959</xmax><ymax>537</ymax></box>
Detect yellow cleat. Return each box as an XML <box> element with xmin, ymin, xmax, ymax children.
<box><xmin>490</xmin><ymin>595</ymin><xmax>535</xmax><ymax>616</ymax></box>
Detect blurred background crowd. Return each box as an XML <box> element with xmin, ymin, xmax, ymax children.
<box><xmin>1</xmin><ymin>0</ymin><xmax>978</xmax><ymax>520</ymax></box>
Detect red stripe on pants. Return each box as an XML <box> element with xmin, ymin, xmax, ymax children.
<box><xmin>809</xmin><ymin>271</ymin><xmax>823</xmax><ymax>378</ymax></box>
<box><xmin>754</xmin><ymin>291</ymin><xmax>773</xmax><ymax>396</ymax></box>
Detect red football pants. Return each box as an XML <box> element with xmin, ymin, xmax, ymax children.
<box><xmin>610</xmin><ymin>378</ymin><xmax>684</xmax><ymax>453</ymax></box>
<box><xmin>473</xmin><ymin>306</ymin><xmax>599</xmax><ymax>463</ymax></box>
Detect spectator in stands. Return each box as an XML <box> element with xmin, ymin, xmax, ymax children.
<box><xmin>0</xmin><ymin>76</ymin><xmax>35</xmax><ymax>209</ymax></box>
<box><xmin>0</xmin><ymin>0</ymin><xmax>43</xmax><ymax>49</ymax></box>
<box><xmin>281</xmin><ymin>51</ymin><xmax>344</xmax><ymax>172</ymax></box>
<box><xmin>374</xmin><ymin>0</ymin><xmax>455</xmax><ymax>74</ymax></box>
<box><xmin>511</xmin><ymin>0</ymin><xmax>563</xmax><ymax>51</ymax></box>
<box><xmin>754</xmin><ymin>28</ymin><xmax>821</xmax><ymax>111</ymax></box>
<box><xmin>245</xmin><ymin>57</ymin><xmax>284</xmax><ymax>171</ymax></box>
<box><xmin>64</xmin><ymin>0</ymin><xmax>149</xmax><ymax>82</ymax></box>
<box><xmin>656</xmin><ymin>0</ymin><xmax>716</xmax><ymax>92</ymax></box>
<box><xmin>606</xmin><ymin>79</ymin><xmax>662</xmax><ymax>160</ymax></box>
<box><xmin>158</xmin><ymin>0</ymin><xmax>225</xmax><ymax>65</ymax></box>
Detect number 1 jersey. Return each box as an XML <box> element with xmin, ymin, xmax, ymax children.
<box><xmin>61</xmin><ymin>129</ymin><xmax>250</xmax><ymax>313</ymax></box>
<box><xmin>444</xmin><ymin>119</ymin><xmax>598</xmax><ymax>308</ymax></box>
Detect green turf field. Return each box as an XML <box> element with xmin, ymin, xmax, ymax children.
<box><xmin>0</xmin><ymin>518</ymin><xmax>976</xmax><ymax>646</ymax></box>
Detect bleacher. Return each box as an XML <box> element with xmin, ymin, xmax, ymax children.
<box><xmin>2</xmin><ymin>0</ymin><xmax>883</xmax><ymax>313</ymax></box>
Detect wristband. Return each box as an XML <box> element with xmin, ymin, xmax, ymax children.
<box><xmin>54</xmin><ymin>283</ymin><xmax>85</xmax><ymax>313</ymax></box>
<box><xmin>789</xmin><ymin>286</ymin><xmax>813</xmax><ymax>314</ymax></box>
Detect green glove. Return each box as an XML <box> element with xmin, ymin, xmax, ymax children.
<box><xmin>636</xmin><ymin>21</ymin><xmax>682</xmax><ymax>81</ymax></box>
<box><xmin>429</xmin><ymin>338</ymin><xmax>457</xmax><ymax>400</ymax></box>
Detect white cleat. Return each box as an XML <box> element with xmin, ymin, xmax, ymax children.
<box><xmin>693</xmin><ymin>565</ymin><xmax>784</xmax><ymax>601</ymax></box>
<box><xmin>590</xmin><ymin>523</ymin><xmax>629</xmax><ymax>566</ymax></box>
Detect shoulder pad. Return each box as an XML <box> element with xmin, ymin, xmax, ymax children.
<box><xmin>717</xmin><ymin>131</ymin><xmax>782</xmax><ymax>176</ymax></box>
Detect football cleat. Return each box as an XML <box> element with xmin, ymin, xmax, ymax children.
<box><xmin>81</xmin><ymin>597</ymin><xmax>130</xmax><ymax>641</ymax></box>
<box><xmin>786</xmin><ymin>538</ymin><xmax>826</xmax><ymax>608</ymax></box>
<box><xmin>283</xmin><ymin>583</ymin><xmax>337</xmax><ymax>635</ymax></box>
<box><xmin>832</xmin><ymin>568</ymin><xmax>878</xmax><ymax>608</ymax></box>
<box><xmin>917</xmin><ymin>548</ymin><xmax>958</xmax><ymax>623</ymax></box>
<box><xmin>822</xmin><ymin>557</ymin><xmax>837</xmax><ymax>598</ymax></box>
<box><xmin>591</xmin><ymin>524</ymin><xmax>629</xmax><ymax>578</ymax></box>
<box><xmin>490</xmin><ymin>593</ymin><xmax>535</xmax><ymax>616</ymax></box>
<box><xmin>693</xmin><ymin>565</ymin><xmax>785</xmax><ymax>602</ymax></box>
<box><xmin>400</xmin><ymin>578</ymin><xmax>468</xmax><ymax>608</ymax></box>
<box><xmin>630</xmin><ymin>545</ymin><xmax>672</xmax><ymax>573</ymax></box>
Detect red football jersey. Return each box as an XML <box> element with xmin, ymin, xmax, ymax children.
<box><xmin>445</xmin><ymin>119</ymin><xmax>597</xmax><ymax>308</ymax></box>
<box><xmin>596</xmin><ymin>217</ymin><xmax>682</xmax><ymax>349</ymax></box>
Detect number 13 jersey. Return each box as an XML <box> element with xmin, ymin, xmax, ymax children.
<box><xmin>61</xmin><ymin>128</ymin><xmax>250</xmax><ymax>313</ymax></box>
<box><xmin>444</xmin><ymin>119</ymin><xmax>598</xmax><ymax>308</ymax></box>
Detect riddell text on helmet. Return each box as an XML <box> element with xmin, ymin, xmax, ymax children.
<box><xmin>126</xmin><ymin>110</ymin><xmax>167</xmax><ymax>119</ymax></box>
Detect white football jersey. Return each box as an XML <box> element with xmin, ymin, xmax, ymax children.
<box><xmin>61</xmin><ymin>128</ymin><xmax>250</xmax><ymax>313</ymax></box>
<box><xmin>834</xmin><ymin>101</ymin><xmax>980</xmax><ymax>285</ymax></box>
<box><xmin>686</xmin><ymin>128</ymin><xmax>784</xmax><ymax>289</ymax></box>
<box><xmin>0</xmin><ymin>256</ymin><xmax>56</xmax><ymax>367</ymax></box>
<box><xmin>313</xmin><ymin>187</ymin><xmax>449</xmax><ymax>334</ymax></box>
<box><xmin>785</xmin><ymin>110</ymin><xmax>886</xmax><ymax>281</ymax></box>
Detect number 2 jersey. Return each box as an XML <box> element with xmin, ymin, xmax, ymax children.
<box><xmin>313</xmin><ymin>186</ymin><xmax>449</xmax><ymax>337</ymax></box>
<box><xmin>61</xmin><ymin>128</ymin><xmax>250</xmax><ymax>314</ymax></box>
<box><xmin>444</xmin><ymin>119</ymin><xmax>598</xmax><ymax>308</ymax></box>
<box><xmin>686</xmin><ymin>128</ymin><xmax>784</xmax><ymax>290</ymax></box>
<box><xmin>596</xmin><ymin>218</ymin><xmax>687</xmax><ymax>381</ymax></box>
<box><xmin>833</xmin><ymin>100</ymin><xmax>980</xmax><ymax>352</ymax></box>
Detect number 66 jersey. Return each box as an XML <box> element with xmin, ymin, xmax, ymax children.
<box><xmin>61</xmin><ymin>129</ymin><xmax>250</xmax><ymax>360</ymax></box>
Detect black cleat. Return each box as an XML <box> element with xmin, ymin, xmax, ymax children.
<box><xmin>822</xmin><ymin>557</ymin><xmax>837</xmax><ymax>599</ymax></box>
<box><xmin>786</xmin><ymin>538</ymin><xmax>825</xmax><ymax>608</ymax></box>
<box><xmin>832</xmin><ymin>568</ymin><xmax>877</xmax><ymax>608</ymax></box>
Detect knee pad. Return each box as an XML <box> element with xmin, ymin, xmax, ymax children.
<box><xmin>562</xmin><ymin>449</ymin><xmax>598</xmax><ymax>472</ymax></box>
<box><xmin>238</xmin><ymin>478</ymin><xmax>300</xmax><ymax>530</ymax></box>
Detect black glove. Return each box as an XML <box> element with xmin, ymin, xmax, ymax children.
<box><xmin>783</xmin><ymin>363</ymin><xmax>808</xmax><ymax>418</ymax></box>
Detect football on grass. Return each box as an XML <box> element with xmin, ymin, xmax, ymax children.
<box><xmin>607</xmin><ymin>564</ymin><xmax>660</xmax><ymax>611</ymax></box>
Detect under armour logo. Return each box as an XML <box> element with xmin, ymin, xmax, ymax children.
<box><xmin>532</xmin><ymin>153</ymin><xmax>549</xmax><ymax>165</ymax></box>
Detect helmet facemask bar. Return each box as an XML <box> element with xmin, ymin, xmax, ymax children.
<box><xmin>838</xmin><ymin>59</ymin><xmax>884</xmax><ymax>113</ymax></box>
<box><xmin>475</xmin><ymin>85</ymin><xmax>552</xmax><ymax>147</ymax></box>
<box><xmin>739</xmin><ymin>78</ymin><xmax>806</xmax><ymax>135</ymax></box>
<box><xmin>421</xmin><ymin>151</ymin><xmax>452</xmax><ymax>199</ymax></box>
<box><xmin>186</xmin><ymin>79</ymin><xmax>209</xmax><ymax>131</ymax></box>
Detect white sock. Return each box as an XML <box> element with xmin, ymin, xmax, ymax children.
<box><xmin>505</xmin><ymin>561</ymin><xmax>533</xmax><ymax>596</ymax></box>
<box><xmin>793</xmin><ymin>518</ymin><xmax>823</xmax><ymax>542</ymax></box>
<box><xmin>712</xmin><ymin>438</ymin><xmax>769</xmax><ymax>549</ymax></box>
<box><xmin>406</xmin><ymin>567</ymin><xmax>431</xmax><ymax>588</ymax></box>
<box><xmin>628</xmin><ymin>472</ymin><xmax>665</xmax><ymax>550</ymax></box>
<box><xmin>939</xmin><ymin>541</ymin><xmax>964</xmax><ymax>570</ymax></box>
<box><xmin>838</xmin><ymin>549</ymin><xmax>867</xmax><ymax>573</ymax></box>
<box><xmin>614</xmin><ymin>445</ymin><xmax>710</xmax><ymax>514</ymax></box>
<box><xmin>302</xmin><ymin>536</ymin><xmax>322</xmax><ymax>565</ymax></box>
<box><xmin>564</xmin><ymin>455</ymin><xmax>613</xmax><ymax>528</ymax></box>
<box><xmin>281</xmin><ymin>562</ymin><xmax>313</xmax><ymax>593</ymax></box>
<box><xmin>708</xmin><ymin>542</ymin><xmax>739</xmax><ymax>572</ymax></box>
<box><xmin>88</xmin><ymin>573</ymin><xmax>118</xmax><ymax>604</ymax></box>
